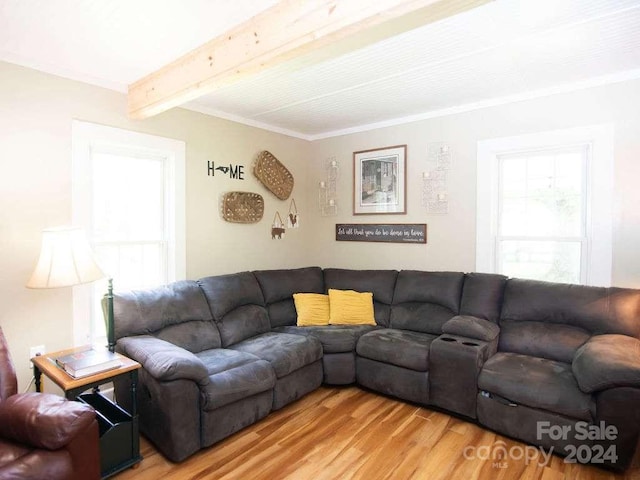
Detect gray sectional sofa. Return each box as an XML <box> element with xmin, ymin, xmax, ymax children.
<box><xmin>111</xmin><ymin>267</ymin><xmax>640</xmax><ymax>471</ymax></box>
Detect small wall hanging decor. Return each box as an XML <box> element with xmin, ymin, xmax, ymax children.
<box><xmin>336</xmin><ymin>224</ymin><xmax>426</xmax><ymax>244</ymax></box>
<box><xmin>287</xmin><ymin>199</ymin><xmax>300</xmax><ymax>228</ymax></box>
<box><xmin>318</xmin><ymin>157</ymin><xmax>338</xmax><ymax>216</ymax></box>
<box><xmin>422</xmin><ymin>143</ymin><xmax>451</xmax><ymax>214</ymax></box>
<box><xmin>254</xmin><ymin>151</ymin><xmax>294</xmax><ymax>200</ymax></box>
<box><xmin>271</xmin><ymin>211</ymin><xmax>285</xmax><ymax>239</ymax></box>
<box><xmin>354</xmin><ymin>145</ymin><xmax>407</xmax><ymax>215</ymax></box>
<box><xmin>221</xmin><ymin>192</ymin><xmax>264</xmax><ymax>223</ymax></box>
<box><xmin>207</xmin><ymin>161</ymin><xmax>245</xmax><ymax>180</ymax></box>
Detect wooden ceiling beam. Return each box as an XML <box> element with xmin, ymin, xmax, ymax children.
<box><xmin>128</xmin><ymin>0</ymin><xmax>490</xmax><ymax>119</ymax></box>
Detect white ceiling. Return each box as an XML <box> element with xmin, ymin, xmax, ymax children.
<box><xmin>2</xmin><ymin>0</ymin><xmax>640</xmax><ymax>140</ymax></box>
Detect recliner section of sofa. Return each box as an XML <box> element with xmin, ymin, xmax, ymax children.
<box><xmin>477</xmin><ymin>278</ymin><xmax>640</xmax><ymax>470</ymax></box>
<box><xmin>112</xmin><ymin>268</ymin><xmax>640</xmax><ymax>471</ymax></box>
<box><xmin>113</xmin><ymin>278</ymin><xmax>276</xmax><ymax>462</ymax></box>
<box><xmin>356</xmin><ymin>270</ymin><xmax>465</xmax><ymax>405</ymax></box>
<box><xmin>198</xmin><ymin>271</ymin><xmax>323</xmax><ymax>411</ymax></box>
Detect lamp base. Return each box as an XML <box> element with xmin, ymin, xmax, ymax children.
<box><xmin>107</xmin><ymin>278</ymin><xmax>115</xmax><ymax>353</ymax></box>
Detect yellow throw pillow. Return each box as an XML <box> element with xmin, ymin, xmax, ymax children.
<box><xmin>293</xmin><ymin>293</ymin><xmax>330</xmax><ymax>326</ymax></box>
<box><xmin>328</xmin><ymin>289</ymin><xmax>376</xmax><ymax>325</ymax></box>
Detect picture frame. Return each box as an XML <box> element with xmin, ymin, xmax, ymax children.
<box><xmin>353</xmin><ymin>145</ymin><xmax>406</xmax><ymax>215</ymax></box>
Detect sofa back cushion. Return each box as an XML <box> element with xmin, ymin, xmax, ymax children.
<box><xmin>460</xmin><ymin>272</ymin><xmax>507</xmax><ymax>322</ymax></box>
<box><xmin>499</xmin><ymin>279</ymin><xmax>640</xmax><ymax>362</ymax></box>
<box><xmin>499</xmin><ymin>320</ymin><xmax>590</xmax><ymax>364</ymax></box>
<box><xmin>198</xmin><ymin>272</ymin><xmax>269</xmax><ymax>347</ymax></box>
<box><xmin>113</xmin><ymin>280</ymin><xmax>220</xmax><ymax>353</ymax></box>
<box><xmin>254</xmin><ymin>267</ymin><xmax>324</xmax><ymax>328</ymax></box>
<box><xmin>390</xmin><ymin>271</ymin><xmax>464</xmax><ymax>334</ymax></box>
<box><xmin>323</xmin><ymin>269</ymin><xmax>398</xmax><ymax>327</ymax></box>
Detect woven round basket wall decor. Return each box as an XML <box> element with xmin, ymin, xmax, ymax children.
<box><xmin>254</xmin><ymin>151</ymin><xmax>294</xmax><ymax>200</ymax></box>
<box><xmin>221</xmin><ymin>191</ymin><xmax>264</xmax><ymax>223</ymax></box>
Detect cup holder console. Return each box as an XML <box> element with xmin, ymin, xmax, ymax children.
<box><xmin>430</xmin><ymin>334</ymin><xmax>489</xmax><ymax>418</ymax></box>
<box><xmin>439</xmin><ymin>337</ymin><xmax>479</xmax><ymax>347</ymax></box>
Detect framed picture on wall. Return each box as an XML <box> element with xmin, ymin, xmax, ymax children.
<box><xmin>353</xmin><ymin>145</ymin><xmax>407</xmax><ymax>215</ymax></box>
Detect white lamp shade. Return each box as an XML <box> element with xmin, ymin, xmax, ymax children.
<box><xmin>26</xmin><ymin>227</ymin><xmax>105</xmax><ymax>288</ymax></box>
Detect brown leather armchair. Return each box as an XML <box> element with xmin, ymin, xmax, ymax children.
<box><xmin>0</xmin><ymin>327</ymin><xmax>100</xmax><ymax>480</ymax></box>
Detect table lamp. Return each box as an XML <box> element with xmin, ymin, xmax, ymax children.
<box><xmin>26</xmin><ymin>227</ymin><xmax>116</xmax><ymax>352</ymax></box>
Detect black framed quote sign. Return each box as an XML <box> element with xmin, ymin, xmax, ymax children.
<box><xmin>336</xmin><ymin>224</ymin><xmax>427</xmax><ymax>244</ymax></box>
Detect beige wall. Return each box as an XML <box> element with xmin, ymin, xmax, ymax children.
<box><xmin>307</xmin><ymin>79</ymin><xmax>640</xmax><ymax>288</ymax></box>
<box><xmin>2</xmin><ymin>59</ymin><xmax>639</xmax><ymax>392</ymax></box>
<box><xmin>0</xmin><ymin>61</ymin><xmax>311</xmax><ymax>390</ymax></box>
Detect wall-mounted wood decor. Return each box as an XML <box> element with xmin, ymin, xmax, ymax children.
<box><xmin>271</xmin><ymin>212</ymin><xmax>285</xmax><ymax>239</ymax></box>
<box><xmin>254</xmin><ymin>150</ymin><xmax>294</xmax><ymax>200</ymax></box>
<box><xmin>221</xmin><ymin>192</ymin><xmax>264</xmax><ymax>223</ymax></box>
<box><xmin>287</xmin><ymin>199</ymin><xmax>299</xmax><ymax>228</ymax></box>
<box><xmin>336</xmin><ymin>224</ymin><xmax>426</xmax><ymax>244</ymax></box>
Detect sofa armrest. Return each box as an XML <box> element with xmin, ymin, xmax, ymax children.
<box><xmin>118</xmin><ymin>335</ymin><xmax>209</xmax><ymax>385</ymax></box>
<box><xmin>442</xmin><ymin>315</ymin><xmax>500</xmax><ymax>342</ymax></box>
<box><xmin>572</xmin><ymin>334</ymin><xmax>640</xmax><ymax>393</ymax></box>
<box><xmin>0</xmin><ymin>393</ymin><xmax>96</xmax><ymax>450</ymax></box>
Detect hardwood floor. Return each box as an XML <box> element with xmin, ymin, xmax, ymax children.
<box><xmin>114</xmin><ymin>386</ymin><xmax>640</xmax><ymax>480</ymax></box>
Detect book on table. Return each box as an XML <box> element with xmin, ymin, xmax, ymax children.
<box><xmin>55</xmin><ymin>348</ymin><xmax>122</xmax><ymax>378</ymax></box>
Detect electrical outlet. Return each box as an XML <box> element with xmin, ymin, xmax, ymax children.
<box><xmin>29</xmin><ymin>345</ymin><xmax>45</xmax><ymax>369</ymax></box>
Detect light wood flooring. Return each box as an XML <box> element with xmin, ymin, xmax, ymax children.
<box><xmin>114</xmin><ymin>386</ymin><xmax>640</xmax><ymax>480</ymax></box>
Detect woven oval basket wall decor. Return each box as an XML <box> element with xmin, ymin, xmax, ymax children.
<box><xmin>221</xmin><ymin>191</ymin><xmax>264</xmax><ymax>223</ymax></box>
<box><xmin>254</xmin><ymin>151</ymin><xmax>294</xmax><ymax>200</ymax></box>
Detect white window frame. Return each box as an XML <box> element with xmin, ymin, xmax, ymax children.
<box><xmin>476</xmin><ymin>124</ymin><xmax>613</xmax><ymax>287</ymax></box>
<box><xmin>71</xmin><ymin>120</ymin><xmax>186</xmax><ymax>346</ymax></box>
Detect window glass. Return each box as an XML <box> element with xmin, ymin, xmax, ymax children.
<box><xmin>90</xmin><ymin>151</ymin><xmax>169</xmax><ymax>342</ymax></box>
<box><xmin>497</xmin><ymin>147</ymin><xmax>587</xmax><ymax>283</ymax></box>
<box><xmin>92</xmin><ymin>152</ymin><xmax>165</xmax><ymax>243</ymax></box>
<box><xmin>499</xmin><ymin>149</ymin><xmax>584</xmax><ymax>238</ymax></box>
<box><xmin>498</xmin><ymin>240</ymin><xmax>582</xmax><ymax>284</ymax></box>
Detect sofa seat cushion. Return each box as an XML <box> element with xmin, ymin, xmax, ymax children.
<box><xmin>229</xmin><ymin>332</ymin><xmax>322</xmax><ymax>378</ymax></box>
<box><xmin>196</xmin><ymin>349</ymin><xmax>276</xmax><ymax>411</ymax></box>
<box><xmin>273</xmin><ymin>325</ymin><xmax>379</xmax><ymax>353</ymax></box>
<box><xmin>356</xmin><ymin>329</ymin><xmax>436</xmax><ymax>371</ymax></box>
<box><xmin>478</xmin><ymin>352</ymin><xmax>593</xmax><ymax>421</ymax></box>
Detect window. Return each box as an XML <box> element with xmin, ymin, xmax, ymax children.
<box><xmin>477</xmin><ymin>125</ymin><xmax>613</xmax><ymax>286</ymax></box>
<box><xmin>497</xmin><ymin>146</ymin><xmax>587</xmax><ymax>284</ymax></box>
<box><xmin>72</xmin><ymin>121</ymin><xmax>186</xmax><ymax>346</ymax></box>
